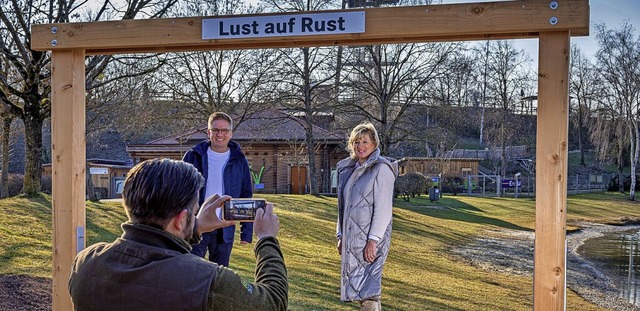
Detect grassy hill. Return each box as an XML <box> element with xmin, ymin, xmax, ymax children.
<box><xmin>1</xmin><ymin>192</ymin><xmax>639</xmax><ymax>310</ymax></box>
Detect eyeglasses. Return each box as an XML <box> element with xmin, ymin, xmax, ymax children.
<box><xmin>210</xmin><ymin>128</ymin><xmax>231</xmax><ymax>135</ymax></box>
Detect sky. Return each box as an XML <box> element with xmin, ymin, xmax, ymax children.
<box><xmin>90</xmin><ymin>0</ymin><xmax>639</xmax><ymax>65</ymax></box>
<box><xmin>440</xmin><ymin>0</ymin><xmax>640</xmax><ymax>65</ymax></box>
<box><xmin>240</xmin><ymin>0</ymin><xmax>639</xmax><ymax>66</ymax></box>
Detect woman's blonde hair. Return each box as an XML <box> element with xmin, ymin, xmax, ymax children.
<box><xmin>347</xmin><ymin>122</ymin><xmax>380</xmax><ymax>159</ymax></box>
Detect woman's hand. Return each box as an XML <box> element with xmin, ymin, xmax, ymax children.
<box><xmin>337</xmin><ymin>239</ymin><xmax>342</xmax><ymax>255</ymax></box>
<box><xmin>364</xmin><ymin>240</ymin><xmax>377</xmax><ymax>263</ymax></box>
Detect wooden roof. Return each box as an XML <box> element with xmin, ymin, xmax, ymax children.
<box><xmin>128</xmin><ymin>110</ymin><xmax>346</xmax><ymax>152</ymax></box>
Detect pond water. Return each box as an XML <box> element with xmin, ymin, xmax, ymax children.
<box><xmin>578</xmin><ymin>229</ymin><xmax>640</xmax><ymax>306</ymax></box>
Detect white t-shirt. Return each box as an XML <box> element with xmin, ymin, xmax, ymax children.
<box><xmin>205</xmin><ymin>148</ymin><xmax>230</xmax><ymax>199</ymax></box>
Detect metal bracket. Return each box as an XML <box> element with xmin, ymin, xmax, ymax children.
<box><xmin>76</xmin><ymin>226</ymin><xmax>85</xmax><ymax>254</ymax></box>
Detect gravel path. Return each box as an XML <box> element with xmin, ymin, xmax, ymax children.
<box><xmin>450</xmin><ymin>222</ymin><xmax>640</xmax><ymax>311</ymax></box>
<box><xmin>0</xmin><ymin>275</ymin><xmax>51</xmax><ymax>311</ymax></box>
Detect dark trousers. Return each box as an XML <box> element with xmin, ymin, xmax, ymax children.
<box><xmin>190</xmin><ymin>230</ymin><xmax>233</xmax><ymax>267</ymax></box>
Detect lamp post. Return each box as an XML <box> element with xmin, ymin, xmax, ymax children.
<box><xmin>514</xmin><ymin>172</ymin><xmax>521</xmax><ymax>198</ymax></box>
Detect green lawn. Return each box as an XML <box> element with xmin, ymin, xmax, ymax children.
<box><xmin>2</xmin><ymin>192</ymin><xmax>639</xmax><ymax>310</ymax></box>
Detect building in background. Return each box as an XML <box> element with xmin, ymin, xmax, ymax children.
<box><xmin>127</xmin><ymin>110</ymin><xmax>349</xmax><ymax>194</ymax></box>
<box><xmin>42</xmin><ymin>158</ymin><xmax>132</xmax><ymax>199</ymax></box>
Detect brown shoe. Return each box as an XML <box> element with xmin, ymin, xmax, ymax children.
<box><xmin>359</xmin><ymin>299</ymin><xmax>381</xmax><ymax>311</ymax></box>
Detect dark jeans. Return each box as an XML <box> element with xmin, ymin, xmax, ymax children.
<box><xmin>190</xmin><ymin>230</ymin><xmax>233</xmax><ymax>267</ymax></box>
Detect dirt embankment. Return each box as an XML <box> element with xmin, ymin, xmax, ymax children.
<box><xmin>0</xmin><ymin>274</ymin><xmax>51</xmax><ymax>311</ymax></box>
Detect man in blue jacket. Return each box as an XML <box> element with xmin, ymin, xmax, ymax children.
<box><xmin>183</xmin><ymin>111</ymin><xmax>253</xmax><ymax>267</ymax></box>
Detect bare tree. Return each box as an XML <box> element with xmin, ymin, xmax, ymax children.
<box><xmin>594</xmin><ymin>21</ymin><xmax>640</xmax><ymax>200</ymax></box>
<box><xmin>421</xmin><ymin>46</ymin><xmax>481</xmax><ymax>155</ymax></box>
<box><xmin>590</xmin><ymin>100</ymin><xmax>629</xmax><ymax>193</ymax></box>
<box><xmin>569</xmin><ymin>45</ymin><xmax>601</xmax><ymax>166</ymax></box>
<box><xmin>261</xmin><ymin>0</ymin><xmax>342</xmax><ymax>195</ymax></box>
<box><xmin>0</xmin><ymin>54</ymin><xmax>16</xmax><ymax>198</ymax></box>
<box><xmin>342</xmin><ymin>41</ymin><xmax>457</xmax><ymax>155</ymax></box>
<box><xmin>431</xmin><ymin>50</ymin><xmax>475</xmax><ymax>109</ymax></box>
<box><xmin>0</xmin><ymin>0</ymin><xmax>180</xmax><ymax>195</ymax></box>
<box><xmin>477</xmin><ymin>40</ymin><xmax>533</xmax><ymax>177</ymax></box>
<box><xmin>0</xmin><ymin>103</ymin><xmax>14</xmax><ymax>198</ymax></box>
<box><xmin>157</xmin><ymin>0</ymin><xmax>279</xmax><ymax>128</ymax></box>
<box><xmin>84</xmin><ymin>67</ymin><xmax>170</xmax><ymax>202</ymax></box>
<box><xmin>157</xmin><ymin>48</ymin><xmax>280</xmax><ymax>125</ymax></box>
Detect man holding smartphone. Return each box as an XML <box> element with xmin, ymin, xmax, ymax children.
<box><xmin>183</xmin><ymin>111</ymin><xmax>254</xmax><ymax>267</ymax></box>
<box><xmin>68</xmin><ymin>158</ymin><xmax>287</xmax><ymax>310</ymax></box>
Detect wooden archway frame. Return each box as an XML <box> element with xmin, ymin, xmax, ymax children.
<box><xmin>31</xmin><ymin>1</ymin><xmax>589</xmax><ymax>310</ymax></box>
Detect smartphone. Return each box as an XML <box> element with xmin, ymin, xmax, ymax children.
<box><xmin>223</xmin><ymin>199</ymin><xmax>266</xmax><ymax>221</ymax></box>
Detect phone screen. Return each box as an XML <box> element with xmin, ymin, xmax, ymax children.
<box><xmin>223</xmin><ymin>199</ymin><xmax>266</xmax><ymax>221</ymax></box>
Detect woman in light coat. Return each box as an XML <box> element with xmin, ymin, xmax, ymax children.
<box><xmin>336</xmin><ymin>122</ymin><xmax>398</xmax><ymax>311</ymax></box>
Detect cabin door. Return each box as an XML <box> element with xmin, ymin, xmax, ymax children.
<box><xmin>290</xmin><ymin>166</ymin><xmax>307</xmax><ymax>194</ymax></box>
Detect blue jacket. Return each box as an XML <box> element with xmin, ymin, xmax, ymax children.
<box><xmin>183</xmin><ymin>140</ymin><xmax>253</xmax><ymax>243</ymax></box>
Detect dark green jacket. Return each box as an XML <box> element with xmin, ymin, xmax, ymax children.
<box><xmin>69</xmin><ymin>223</ymin><xmax>288</xmax><ymax>311</ymax></box>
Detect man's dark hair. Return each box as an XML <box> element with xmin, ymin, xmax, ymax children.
<box><xmin>122</xmin><ymin>158</ymin><xmax>204</xmax><ymax>229</ymax></box>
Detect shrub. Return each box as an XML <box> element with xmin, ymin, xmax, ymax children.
<box><xmin>608</xmin><ymin>175</ymin><xmax>640</xmax><ymax>192</ymax></box>
<box><xmin>394</xmin><ymin>172</ymin><xmax>431</xmax><ymax>202</ymax></box>
<box><xmin>441</xmin><ymin>173</ymin><xmax>464</xmax><ymax>196</ymax></box>
<box><xmin>41</xmin><ymin>175</ymin><xmax>52</xmax><ymax>194</ymax></box>
<box><xmin>6</xmin><ymin>174</ymin><xmax>24</xmax><ymax>197</ymax></box>
<box><xmin>2</xmin><ymin>174</ymin><xmax>53</xmax><ymax>197</ymax></box>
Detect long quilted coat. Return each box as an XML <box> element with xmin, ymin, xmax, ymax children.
<box><xmin>336</xmin><ymin>148</ymin><xmax>398</xmax><ymax>302</ymax></box>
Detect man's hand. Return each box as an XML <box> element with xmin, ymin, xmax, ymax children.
<box><xmin>196</xmin><ymin>194</ymin><xmax>234</xmax><ymax>234</ymax></box>
<box><xmin>254</xmin><ymin>202</ymin><xmax>279</xmax><ymax>240</ymax></box>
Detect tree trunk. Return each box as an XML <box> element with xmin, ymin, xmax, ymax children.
<box><xmin>301</xmin><ymin>47</ymin><xmax>318</xmax><ymax>195</ymax></box>
<box><xmin>86</xmin><ymin>162</ymin><xmax>98</xmax><ymax>201</ymax></box>
<box><xmin>577</xmin><ymin>119</ymin><xmax>586</xmax><ymax>166</ymax></box>
<box><xmin>303</xmin><ymin>119</ymin><xmax>318</xmax><ymax>195</ymax></box>
<box><xmin>0</xmin><ymin>116</ymin><xmax>11</xmax><ymax>198</ymax></box>
<box><xmin>22</xmin><ymin>116</ymin><xmax>44</xmax><ymax>195</ymax></box>
<box><xmin>629</xmin><ymin>122</ymin><xmax>639</xmax><ymax>201</ymax></box>
<box><xmin>578</xmin><ymin>136</ymin><xmax>586</xmax><ymax>165</ymax></box>
<box><xmin>305</xmin><ymin>130</ymin><xmax>318</xmax><ymax>195</ymax></box>
<box><xmin>500</xmin><ymin>123</ymin><xmax>507</xmax><ymax>178</ymax></box>
<box><xmin>618</xmin><ymin>137</ymin><xmax>625</xmax><ymax>193</ymax></box>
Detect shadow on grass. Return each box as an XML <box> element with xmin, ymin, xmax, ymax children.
<box><xmin>394</xmin><ymin>196</ymin><xmax>531</xmax><ymax>232</ymax></box>
<box><xmin>85</xmin><ymin>201</ymin><xmax>127</xmax><ymax>244</ymax></box>
<box><xmin>382</xmin><ymin>276</ymin><xmax>469</xmax><ymax>311</ymax></box>
<box><xmin>267</xmin><ymin>194</ymin><xmax>336</xmax><ymax>220</ymax></box>
<box><xmin>287</xmin><ymin>272</ymin><xmax>347</xmax><ymax>310</ymax></box>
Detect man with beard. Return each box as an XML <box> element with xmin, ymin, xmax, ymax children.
<box><xmin>68</xmin><ymin>158</ymin><xmax>287</xmax><ymax>310</ymax></box>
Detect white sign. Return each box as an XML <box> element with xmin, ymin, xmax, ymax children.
<box><xmin>90</xmin><ymin>167</ymin><xmax>108</xmax><ymax>175</ymax></box>
<box><xmin>203</xmin><ymin>11</ymin><xmax>365</xmax><ymax>40</ymax></box>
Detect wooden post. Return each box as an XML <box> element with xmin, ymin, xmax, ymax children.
<box><xmin>534</xmin><ymin>31</ymin><xmax>570</xmax><ymax>310</ymax></box>
<box><xmin>51</xmin><ymin>49</ymin><xmax>86</xmax><ymax>311</ymax></box>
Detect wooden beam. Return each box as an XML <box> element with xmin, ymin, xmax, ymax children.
<box><xmin>31</xmin><ymin>0</ymin><xmax>589</xmax><ymax>54</ymax></box>
<box><xmin>534</xmin><ymin>31</ymin><xmax>570</xmax><ymax>310</ymax></box>
<box><xmin>51</xmin><ymin>49</ymin><xmax>86</xmax><ymax>311</ymax></box>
